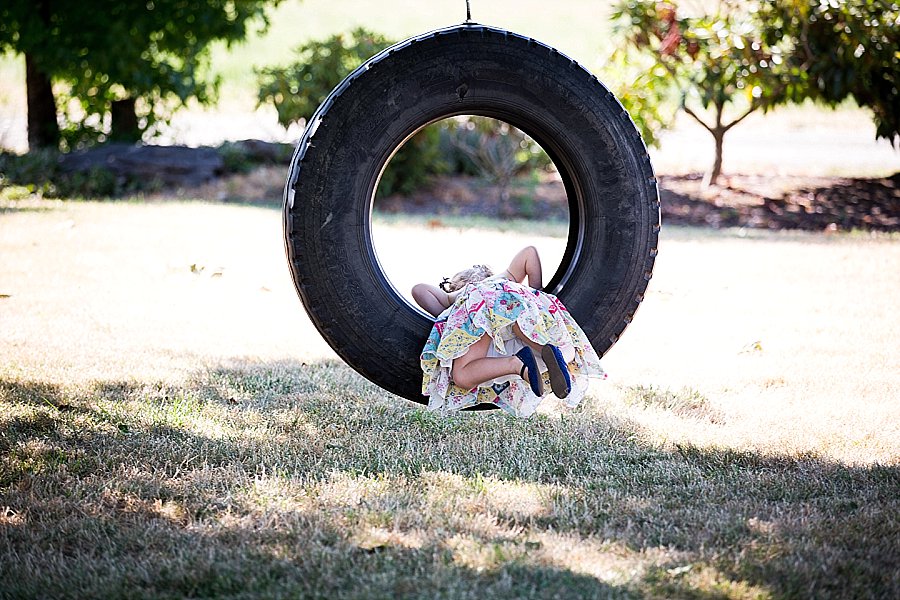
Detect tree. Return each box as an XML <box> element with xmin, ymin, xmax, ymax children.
<box><xmin>257</xmin><ymin>28</ymin><xmax>395</xmax><ymax>128</ymax></box>
<box><xmin>0</xmin><ymin>0</ymin><xmax>281</xmax><ymax>149</ymax></box>
<box><xmin>758</xmin><ymin>0</ymin><xmax>899</xmax><ymax>146</ymax></box>
<box><xmin>611</xmin><ymin>1</ymin><xmax>899</xmax><ymax>186</ymax></box>
<box><xmin>611</xmin><ymin>0</ymin><xmax>790</xmax><ymax>186</ymax></box>
<box><xmin>257</xmin><ymin>28</ymin><xmax>448</xmax><ymax>196</ymax></box>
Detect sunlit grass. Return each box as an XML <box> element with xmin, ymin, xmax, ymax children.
<box><xmin>1</xmin><ymin>197</ymin><xmax>899</xmax><ymax>598</ymax></box>
<box><xmin>2</xmin><ymin>361</ymin><xmax>897</xmax><ymax>598</ymax></box>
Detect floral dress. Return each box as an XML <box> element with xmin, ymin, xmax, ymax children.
<box><xmin>420</xmin><ymin>276</ymin><xmax>606</xmax><ymax>417</ymax></box>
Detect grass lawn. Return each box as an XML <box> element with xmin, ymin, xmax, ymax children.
<box><xmin>1</xmin><ymin>196</ymin><xmax>898</xmax><ymax>598</ymax></box>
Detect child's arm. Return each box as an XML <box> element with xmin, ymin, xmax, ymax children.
<box><xmin>412</xmin><ymin>283</ymin><xmax>454</xmax><ymax>317</ymax></box>
<box><xmin>504</xmin><ymin>246</ymin><xmax>543</xmax><ymax>289</ymax></box>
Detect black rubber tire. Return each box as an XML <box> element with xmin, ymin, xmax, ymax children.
<box><xmin>284</xmin><ymin>24</ymin><xmax>660</xmax><ymax>406</ymax></box>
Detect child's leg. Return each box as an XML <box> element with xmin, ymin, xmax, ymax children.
<box><xmin>512</xmin><ymin>322</ymin><xmax>575</xmax><ymax>362</ymax></box>
<box><xmin>513</xmin><ymin>321</ymin><xmax>572</xmax><ymax>398</ymax></box>
<box><xmin>451</xmin><ymin>335</ymin><xmax>520</xmax><ymax>390</ymax></box>
<box><xmin>512</xmin><ymin>322</ymin><xmax>543</xmax><ymax>353</ymax></box>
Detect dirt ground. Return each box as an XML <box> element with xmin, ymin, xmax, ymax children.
<box><xmin>166</xmin><ymin>165</ymin><xmax>899</xmax><ymax>233</ymax></box>
<box><xmin>378</xmin><ymin>172</ymin><xmax>900</xmax><ymax>232</ymax></box>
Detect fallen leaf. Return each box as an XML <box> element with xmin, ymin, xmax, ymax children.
<box><xmin>740</xmin><ymin>340</ymin><xmax>763</xmax><ymax>354</ymax></box>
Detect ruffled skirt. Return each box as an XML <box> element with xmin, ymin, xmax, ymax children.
<box><xmin>420</xmin><ymin>278</ymin><xmax>605</xmax><ymax>417</ymax></box>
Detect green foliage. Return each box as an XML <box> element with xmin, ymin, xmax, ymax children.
<box><xmin>758</xmin><ymin>0</ymin><xmax>900</xmax><ymax>146</ymax></box>
<box><xmin>610</xmin><ymin>1</ymin><xmax>791</xmax><ymax>183</ymax></box>
<box><xmin>258</xmin><ymin>28</ymin><xmax>446</xmax><ymax>196</ymax></box>
<box><xmin>217</xmin><ymin>142</ymin><xmax>257</xmax><ymax>174</ymax></box>
<box><xmin>0</xmin><ymin>141</ymin><xmax>294</xmax><ymax>199</ymax></box>
<box><xmin>257</xmin><ymin>28</ymin><xmax>394</xmax><ymax>127</ymax></box>
<box><xmin>610</xmin><ymin>0</ymin><xmax>900</xmax><ymax>181</ymax></box>
<box><xmin>437</xmin><ymin>125</ymin><xmax>483</xmax><ymax>177</ymax></box>
<box><xmin>442</xmin><ymin>117</ymin><xmax>552</xmax><ymax>184</ymax></box>
<box><xmin>0</xmin><ymin>0</ymin><xmax>281</xmax><ymax>147</ymax></box>
<box><xmin>377</xmin><ymin>127</ymin><xmax>449</xmax><ymax>197</ymax></box>
<box><xmin>216</xmin><ymin>139</ymin><xmax>295</xmax><ymax>174</ymax></box>
<box><xmin>599</xmin><ymin>51</ymin><xmax>677</xmax><ymax>148</ymax></box>
<box><xmin>380</xmin><ymin>117</ymin><xmax>555</xmax><ymax>198</ymax></box>
<box><xmin>612</xmin><ymin>0</ymin><xmax>786</xmax><ymax>118</ymax></box>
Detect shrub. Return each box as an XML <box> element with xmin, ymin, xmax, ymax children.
<box><xmin>377</xmin><ymin>127</ymin><xmax>449</xmax><ymax>197</ymax></box>
<box><xmin>0</xmin><ymin>150</ymin><xmax>124</xmax><ymax>198</ymax></box>
<box><xmin>258</xmin><ymin>29</ymin><xmax>451</xmax><ymax>197</ymax></box>
<box><xmin>442</xmin><ymin>117</ymin><xmax>552</xmax><ymax>179</ymax></box>
<box><xmin>257</xmin><ymin>28</ymin><xmax>395</xmax><ymax>128</ymax></box>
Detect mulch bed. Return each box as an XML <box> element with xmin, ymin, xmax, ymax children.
<box><xmin>660</xmin><ymin>173</ymin><xmax>900</xmax><ymax>232</ymax></box>
<box><xmin>376</xmin><ymin>172</ymin><xmax>900</xmax><ymax>232</ymax></box>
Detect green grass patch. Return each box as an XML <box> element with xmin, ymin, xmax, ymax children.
<box><xmin>1</xmin><ymin>362</ymin><xmax>898</xmax><ymax>598</ymax></box>
<box><xmin>624</xmin><ymin>385</ymin><xmax>725</xmax><ymax>424</ymax></box>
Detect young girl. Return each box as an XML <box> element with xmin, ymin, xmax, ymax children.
<box><xmin>413</xmin><ymin>246</ymin><xmax>605</xmax><ymax>417</ymax></box>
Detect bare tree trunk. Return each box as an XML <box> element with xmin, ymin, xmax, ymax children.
<box><xmin>110</xmin><ymin>98</ymin><xmax>141</xmax><ymax>142</ymax></box>
<box><xmin>703</xmin><ymin>129</ymin><xmax>725</xmax><ymax>188</ymax></box>
<box><xmin>25</xmin><ymin>54</ymin><xmax>60</xmax><ymax>150</ymax></box>
<box><xmin>685</xmin><ymin>99</ymin><xmax>758</xmax><ymax>189</ymax></box>
<box><xmin>702</xmin><ymin>102</ymin><xmax>726</xmax><ymax>187</ymax></box>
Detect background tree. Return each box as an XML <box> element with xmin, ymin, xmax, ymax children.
<box><xmin>258</xmin><ymin>27</ymin><xmax>393</xmax><ymax>130</ymax></box>
<box><xmin>611</xmin><ymin>0</ymin><xmax>789</xmax><ymax>186</ymax></box>
<box><xmin>258</xmin><ymin>28</ymin><xmax>448</xmax><ymax>196</ymax></box>
<box><xmin>0</xmin><ymin>0</ymin><xmax>281</xmax><ymax>149</ymax></box>
<box><xmin>610</xmin><ymin>0</ymin><xmax>899</xmax><ymax>186</ymax></box>
<box><xmin>758</xmin><ymin>0</ymin><xmax>899</xmax><ymax>146</ymax></box>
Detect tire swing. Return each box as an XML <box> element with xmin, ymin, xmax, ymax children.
<box><xmin>283</xmin><ymin>24</ymin><xmax>660</xmax><ymax>407</ymax></box>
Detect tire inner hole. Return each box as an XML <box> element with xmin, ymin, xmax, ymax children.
<box><xmin>370</xmin><ymin>115</ymin><xmax>571</xmax><ymax>314</ymax></box>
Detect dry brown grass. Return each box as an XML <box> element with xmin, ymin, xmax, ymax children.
<box><xmin>1</xmin><ymin>196</ymin><xmax>898</xmax><ymax>598</ymax></box>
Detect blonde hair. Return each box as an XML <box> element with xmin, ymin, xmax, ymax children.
<box><xmin>440</xmin><ymin>264</ymin><xmax>493</xmax><ymax>293</ymax></box>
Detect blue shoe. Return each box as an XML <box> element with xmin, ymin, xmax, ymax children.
<box><xmin>541</xmin><ymin>344</ymin><xmax>571</xmax><ymax>399</ymax></box>
<box><xmin>515</xmin><ymin>347</ymin><xmax>544</xmax><ymax>396</ymax></box>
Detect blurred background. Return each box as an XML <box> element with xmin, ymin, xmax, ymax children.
<box><xmin>2</xmin><ymin>0</ymin><xmax>897</xmax><ymax>302</ymax></box>
<box><xmin>1</xmin><ymin>0</ymin><xmax>896</xmax><ymax>175</ymax></box>
<box><xmin>0</xmin><ymin>0</ymin><xmax>900</xmax><ymax>297</ymax></box>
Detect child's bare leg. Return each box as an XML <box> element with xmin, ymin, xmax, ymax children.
<box><xmin>512</xmin><ymin>322</ymin><xmax>575</xmax><ymax>362</ymax></box>
<box><xmin>451</xmin><ymin>334</ymin><xmax>520</xmax><ymax>390</ymax></box>
<box><xmin>512</xmin><ymin>322</ymin><xmax>543</xmax><ymax>353</ymax></box>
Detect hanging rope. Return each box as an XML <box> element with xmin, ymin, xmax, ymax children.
<box><xmin>465</xmin><ymin>0</ymin><xmax>473</xmax><ymax>23</ymax></box>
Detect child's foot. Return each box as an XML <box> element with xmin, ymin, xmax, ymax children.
<box><xmin>515</xmin><ymin>347</ymin><xmax>544</xmax><ymax>396</ymax></box>
<box><xmin>541</xmin><ymin>344</ymin><xmax>571</xmax><ymax>398</ymax></box>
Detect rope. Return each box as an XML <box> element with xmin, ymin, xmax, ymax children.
<box><xmin>465</xmin><ymin>0</ymin><xmax>472</xmax><ymax>23</ymax></box>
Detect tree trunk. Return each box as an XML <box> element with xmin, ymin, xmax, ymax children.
<box><xmin>110</xmin><ymin>98</ymin><xmax>141</xmax><ymax>142</ymax></box>
<box><xmin>25</xmin><ymin>53</ymin><xmax>60</xmax><ymax>150</ymax></box>
<box><xmin>703</xmin><ymin>128</ymin><xmax>725</xmax><ymax>188</ymax></box>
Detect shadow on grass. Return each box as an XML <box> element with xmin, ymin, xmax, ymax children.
<box><xmin>1</xmin><ymin>363</ymin><xmax>897</xmax><ymax>599</ymax></box>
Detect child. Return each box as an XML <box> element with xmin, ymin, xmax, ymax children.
<box><xmin>413</xmin><ymin>246</ymin><xmax>605</xmax><ymax>417</ymax></box>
